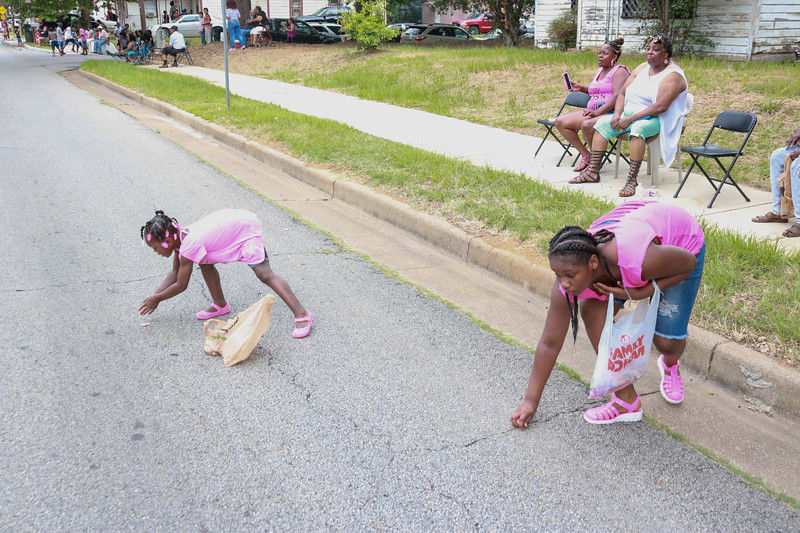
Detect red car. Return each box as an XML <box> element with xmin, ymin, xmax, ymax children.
<box><xmin>452</xmin><ymin>11</ymin><xmax>500</xmax><ymax>35</ymax></box>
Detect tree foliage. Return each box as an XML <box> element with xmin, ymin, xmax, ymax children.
<box><xmin>341</xmin><ymin>0</ymin><xmax>399</xmax><ymax>50</ymax></box>
<box><xmin>6</xmin><ymin>0</ymin><xmax>110</xmax><ymax>27</ymax></box>
<box><xmin>634</xmin><ymin>0</ymin><xmax>715</xmax><ymax>56</ymax></box>
<box><xmin>430</xmin><ymin>0</ymin><xmax>534</xmax><ymax>46</ymax></box>
<box><xmin>546</xmin><ymin>6</ymin><xmax>576</xmax><ymax>50</ymax></box>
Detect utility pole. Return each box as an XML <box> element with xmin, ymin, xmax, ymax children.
<box><xmin>221</xmin><ymin>0</ymin><xmax>229</xmax><ymax>108</ymax></box>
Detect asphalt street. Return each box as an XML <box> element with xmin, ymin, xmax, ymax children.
<box><xmin>2</xmin><ymin>44</ymin><xmax>799</xmax><ymax>530</ymax></box>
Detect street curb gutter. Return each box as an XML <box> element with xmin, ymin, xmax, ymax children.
<box><xmin>78</xmin><ymin>70</ymin><xmax>800</xmax><ymax>419</ymax></box>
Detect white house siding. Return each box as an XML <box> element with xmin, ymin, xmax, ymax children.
<box><xmin>535</xmin><ymin>0</ymin><xmax>573</xmax><ymax>47</ymax></box>
<box><xmin>573</xmin><ymin>0</ymin><xmax>797</xmax><ymax>60</ymax></box>
<box><xmin>752</xmin><ymin>0</ymin><xmax>800</xmax><ymax>57</ymax></box>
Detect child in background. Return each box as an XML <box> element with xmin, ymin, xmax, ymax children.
<box><xmin>15</xmin><ymin>26</ymin><xmax>22</xmax><ymax>49</ymax></box>
<box><xmin>139</xmin><ymin>209</ymin><xmax>313</xmax><ymax>338</ymax></box>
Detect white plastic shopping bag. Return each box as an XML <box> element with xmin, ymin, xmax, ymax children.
<box><xmin>589</xmin><ymin>283</ymin><xmax>661</xmax><ymax>399</ymax></box>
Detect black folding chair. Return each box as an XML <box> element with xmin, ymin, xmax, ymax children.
<box><xmin>673</xmin><ymin>111</ymin><xmax>757</xmax><ymax>208</ymax></box>
<box><xmin>534</xmin><ymin>91</ymin><xmax>590</xmax><ymax>166</ymax></box>
<box><xmin>534</xmin><ymin>92</ymin><xmax>620</xmax><ymax>168</ymax></box>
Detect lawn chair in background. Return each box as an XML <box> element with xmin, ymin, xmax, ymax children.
<box><xmin>673</xmin><ymin>111</ymin><xmax>757</xmax><ymax>208</ymax></box>
<box><xmin>174</xmin><ymin>42</ymin><xmax>194</xmax><ymax>66</ymax></box>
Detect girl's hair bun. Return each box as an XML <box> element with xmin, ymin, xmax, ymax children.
<box><xmin>613</xmin><ymin>36</ymin><xmax>624</xmax><ymax>46</ymax></box>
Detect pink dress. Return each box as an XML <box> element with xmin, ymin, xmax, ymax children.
<box><xmin>179</xmin><ymin>209</ymin><xmax>266</xmax><ymax>265</ymax></box>
<box><xmin>587</xmin><ymin>64</ymin><xmax>630</xmax><ymax>112</ymax></box>
<box><xmin>564</xmin><ymin>201</ymin><xmax>704</xmax><ymax>301</ymax></box>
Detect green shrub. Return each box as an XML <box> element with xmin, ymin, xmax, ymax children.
<box><xmin>547</xmin><ymin>8</ymin><xmax>577</xmax><ymax>50</ymax></box>
<box><xmin>341</xmin><ymin>1</ymin><xmax>399</xmax><ymax>50</ymax></box>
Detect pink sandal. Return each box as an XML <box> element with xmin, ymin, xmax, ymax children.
<box><xmin>583</xmin><ymin>394</ymin><xmax>642</xmax><ymax>424</ymax></box>
<box><xmin>658</xmin><ymin>355</ymin><xmax>684</xmax><ymax>404</ymax></box>
<box><xmin>196</xmin><ymin>303</ymin><xmax>231</xmax><ymax>320</ymax></box>
<box><xmin>292</xmin><ymin>311</ymin><xmax>313</xmax><ymax>339</ymax></box>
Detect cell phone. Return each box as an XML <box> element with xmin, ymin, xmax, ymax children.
<box><xmin>562</xmin><ymin>72</ymin><xmax>573</xmax><ymax>91</ymax></box>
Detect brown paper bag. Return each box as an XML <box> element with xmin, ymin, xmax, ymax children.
<box><xmin>779</xmin><ymin>153</ymin><xmax>795</xmax><ymax>217</ymax></box>
<box><xmin>202</xmin><ymin>295</ymin><xmax>276</xmax><ymax>366</ymax></box>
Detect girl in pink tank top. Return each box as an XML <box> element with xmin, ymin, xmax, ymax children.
<box><xmin>138</xmin><ymin>209</ymin><xmax>313</xmax><ymax>339</ymax></box>
<box><xmin>511</xmin><ymin>201</ymin><xmax>705</xmax><ymax>429</ymax></box>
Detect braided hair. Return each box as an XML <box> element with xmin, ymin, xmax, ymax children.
<box><xmin>140</xmin><ymin>210</ymin><xmax>180</xmax><ymax>243</ymax></box>
<box><xmin>548</xmin><ymin>226</ymin><xmax>617</xmax><ymax>342</ymax></box>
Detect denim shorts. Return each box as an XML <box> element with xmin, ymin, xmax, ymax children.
<box><xmin>654</xmin><ymin>243</ymin><xmax>705</xmax><ymax>339</ymax></box>
<box><xmin>615</xmin><ymin>244</ymin><xmax>705</xmax><ymax>339</ymax></box>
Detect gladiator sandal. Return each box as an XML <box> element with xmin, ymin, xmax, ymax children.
<box><xmin>619</xmin><ymin>159</ymin><xmax>642</xmax><ymax>197</ymax></box>
<box><xmin>568</xmin><ymin>149</ymin><xmax>605</xmax><ymax>184</ymax></box>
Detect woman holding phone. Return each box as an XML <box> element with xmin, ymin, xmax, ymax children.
<box><xmin>555</xmin><ymin>37</ymin><xmax>629</xmax><ymax>173</ymax></box>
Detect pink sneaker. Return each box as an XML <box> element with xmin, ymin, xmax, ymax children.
<box><xmin>292</xmin><ymin>311</ymin><xmax>313</xmax><ymax>339</ymax></box>
<box><xmin>658</xmin><ymin>355</ymin><xmax>684</xmax><ymax>404</ymax></box>
<box><xmin>196</xmin><ymin>302</ymin><xmax>231</xmax><ymax>320</ymax></box>
<box><xmin>583</xmin><ymin>394</ymin><xmax>642</xmax><ymax>424</ymax></box>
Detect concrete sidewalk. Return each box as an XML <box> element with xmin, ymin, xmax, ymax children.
<box><xmin>173</xmin><ymin>65</ymin><xmax>798</xmax><ymax>253</ymax></box>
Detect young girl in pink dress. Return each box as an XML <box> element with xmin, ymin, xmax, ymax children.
<box><xmin>139</xmin><ymin>209</ymin><xmax>313</xmax><ymax>338</ymax></box>
<box><xmin>510</xmin><ymin>201</ymin><xmax>705</xmax><ymax>427</ymax></box>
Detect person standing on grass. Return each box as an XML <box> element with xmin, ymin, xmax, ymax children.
<box><xmin>225</xmin><ymin>0</ymin><xmax>244</xmax><ymax>50</ymax></box>
<box><xmin>201</xmin><ymin>7</ymin><xmax>213</xmax><ymax>45</ymax></box>
<box><xmin>510</xmin><ymin>201</ymin><xmax>705</xmax><ymax>428</ymax></box>
<box><xmin>160</xmin><ymin>25</ymin><xmax>186</xmax><ymax>68</ymax></box>
<box><xmin>286</xmin><ymin>17</ymin><xmax>296</xmax><ymax>43</ymax></box>
<box><xmin>555</xmin><ymin>38</ymin><xmax>630</xmax><ymax>173</ymax></box>
<box><xmin>752</xmin><ymin>127</ymin><xmax>800</xmax><ymax>238</ymax></box>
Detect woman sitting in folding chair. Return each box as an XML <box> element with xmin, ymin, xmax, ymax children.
<box><xmin>556</xmin><ymin>37</ymin><xmax>629</xmax><ymax>172</ymax></box>
<box><xmin>571</xmin><ymin>34</ymin><xmax>692</xmax><ymax>197</ymax></box>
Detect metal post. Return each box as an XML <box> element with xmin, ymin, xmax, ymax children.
<box><xmin>221</xmin><ymin>0</ymin><xmax>230</xmax><ymax>108</ymax></box>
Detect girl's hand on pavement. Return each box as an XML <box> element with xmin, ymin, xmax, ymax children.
<box><xmin>511</xmin><ymin>398</ymin><xmax>539</xmax><ymax>429</ymax></box>
<box><xmin>139</xmin><ymin>295</ymin><xmax>159</xmax><ymax>315</ymax></box>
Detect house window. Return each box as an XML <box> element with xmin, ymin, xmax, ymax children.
<box><xmin>291</xmin><ymin>0</ymin><xmax>303</xmax><ymax>18</ymax></box>
<box><xmin>622</xmin><ymin>0</ymin><xmax>696</xmax><ymax>20</ymax></box>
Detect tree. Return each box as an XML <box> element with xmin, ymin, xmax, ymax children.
<box><xmin>341</xmin><ymin>0</ymin><xmax>398</xmax><ymax>50</ymax></box>
<box><xmin>634</xmin><ymin>0</ymin><xmax>715</xmax><ymax>56</ymax></box>
<box><xmin>430</xmin><ymin>0</ymin><xmax>535</xmax><ymax>46</ymax></box>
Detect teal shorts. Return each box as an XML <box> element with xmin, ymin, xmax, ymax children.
<box><xmin>594</xmin><ymin>111</ymin><xmax>660</xmax><ymax>141</ymax></box>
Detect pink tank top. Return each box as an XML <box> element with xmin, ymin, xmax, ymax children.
<box><xmin>564</xmin><ymin>201</ymin><xmax>705</xmax><ymax>301</ymax></box>
<box><xmin>587</xmin><ymin>64</ymin><xmax>630</xmax><ymax>111</ymax></box>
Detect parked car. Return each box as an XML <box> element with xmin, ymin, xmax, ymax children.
<box><xmin>268</xmin><ymin>18</ymin><xmax>341</xmax><ymax>44</ymax></box>
<box><xmin>297</xmin><ymin>6</ymin><xmax>351</xmax><ymax>24</ymax></box>
<box><xmin>400</xmin><ymin>23</ymin><xmax>471</xmax><ymax>43</ymax></box>
<box><xmin>151</xmin><ymin>13</ymin><xmax>202</xmax><ymax>38</ymax></box>
<box><xmin>520</xmin><ymin>18</ymin><xmax>535</xmax><ymax>38</ymax></box>
<box><xmin>388</xmin><ymin>22</ymin><xmax>424</xmax><ymax>42</ymax></box>
<box><xmin>452</xmin><ymin>11</ymin><xmax>502</xmax><ymax>35</ymax></box>
<box><xmin>307</xmin><ymin>22</ymin><xmax>346</xmax><ymax>41</ymax></box>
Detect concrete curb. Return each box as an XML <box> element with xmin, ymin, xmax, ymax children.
<box><xmin>78</xmin><ymin>69</ymin><xmax>800</xmax><ymax>419</ymax></box>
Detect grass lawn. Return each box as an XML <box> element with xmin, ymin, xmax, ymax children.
<box><xmin>81</xmin><ymin>60</ymin><xmax>800</xmax><ymax>365</ymax></box>
<box><xmin>189</xmin><ymin>42</ymin><xmax>800</xmax><ymax>190</ymax></box>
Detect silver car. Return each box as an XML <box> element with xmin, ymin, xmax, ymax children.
<box><xmin>151</xmin><ymin>13</ymin><xmax>202</xmax><ymax>38</ymax></box>
<box><xmin>399</xmin><ymin>24</ymin><xmax>471</xmax><ymax>43</ymax></box>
